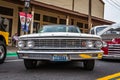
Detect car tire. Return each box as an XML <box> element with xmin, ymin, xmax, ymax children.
<box><xmin>24</xmin><ymin>59</ymin><xmax>37</xmax><ymax>69</ymax></box>
<box><xmin>0</xmin><ymin>41</ymin><xmax>6</xmax><ymax>64</ymax></box>
<box><xmin>83</xmin><ymin>59</ymin><xmax>95</xmax><ymax>71</ymax></box>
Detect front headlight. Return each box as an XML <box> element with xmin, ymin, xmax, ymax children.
<box><xmin>95</xmin><ymin>41</ymin><xmax>103</xmax><ymax>48</ymax></box>
<box><xmin>18</xmin><ymin>41</ymin><xmax>25</xmax><ymax>48</ymax></box>
<box><xmin>27</xmin><ymin>41</ymin><xmax>34</xmax><ymax>48</ymax></box>
<box><xmin>86</xmin><ymin>41</ymin><xmax>93</xmax><ymax>48</ymax></box>
<box><xmin>102</xmin><ymin>41</ymin><xmax>107</xmax><ymax>47</ymax></box>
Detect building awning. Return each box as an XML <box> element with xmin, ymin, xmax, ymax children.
<box><xmin>31</xmin><ymin>0</ymin><xmax>114</xmax><ymax>24</ymax></box>
<box><xmin>3</xmin><ymin>0</ymin><xmax>115</xmax><ymax>24</ymax></box>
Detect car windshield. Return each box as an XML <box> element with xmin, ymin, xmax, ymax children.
<box><xmin>38</xmin><ymin>25</ymin><xmax>80</xmax><ymax>33</ymax></box>
<box><xmin>96</xmin><ymin>27</ymin><xmax>106</xmax><ymax>35</ymax></box>
<box><xmin>103</xmin><ymin>28</ymin><xmax>120</xmax><ymax>35</ymax></box>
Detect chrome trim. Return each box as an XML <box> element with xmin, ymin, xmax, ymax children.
<box><xmin>23</xmin><ymin>47</ymin><xmax>98</xmax><ymax>49</ymax></box>
<box><xmin>19</xmin><ymin>38</ymin><xmax>102</xmax><ymax>49</ymax></box>
<box><xmin>109</xmin><ymin>49</ymin><xmax>120</xmax><ymax>50</ymax></box>
<box><xmin>108</xmin><ymin>44</ymin><xmax>120</xmax><ymax>55</ymax></box>
<box><xmin>17</xmin><ymin>50</ymin><xmax>103</xmax><ymax>54</ymax></box>
<box><xmin>17</xmin><ymin>50</ymin><xmax>103</xmax><ymax>60</ymax></box>
<box><xmin>19</xmin><ymin>37</ymin><xmax>101</xmax><ymax>40</ymax></box>
<box><xmin>103</xmin><ymin>54</ymin><xmax>120</xmax><ymax>59</ymax></box>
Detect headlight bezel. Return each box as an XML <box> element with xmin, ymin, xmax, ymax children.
<box><xmin>86</xmin><ymin>41</ymin><xmax>94</xmax><ymax>48</ymax></box>
<box><xmin>18</xmin><ymin>40</ymin><xmax>25</xmax><ymax>48</ymax></box>
<box><xmin>95</xmin><ymin>41</ymin><xmax>103</xmax><ymax>48</ymax></box>
<box><xmin>102</xmin><ymin>41</ymin><xmax>107</xmax><ymax>47</ymax></box>
<box><xmin>27</xmin><ymin>41</ymin><xmax>35</xmax><ymax>48</ymax></box>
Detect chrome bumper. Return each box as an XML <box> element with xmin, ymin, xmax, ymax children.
<box><xmin>103</xmin><ymin>54</ymin><xmax>120</xmax><ymax>59</ymax></box>
<box><xmin>17</xmin><ymin>50</ymin><xmax>103</xmax><ymax>61</ymax></box>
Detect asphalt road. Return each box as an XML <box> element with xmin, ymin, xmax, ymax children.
<box><xmin>0</xmin><ymin>57</ymin><xmax>120</xmax><ymax>80</ymax></box>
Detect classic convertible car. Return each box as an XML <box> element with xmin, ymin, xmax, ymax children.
<box><xmin>17</xmin><ymin>25</ymin><xmax>104</xmax><ymax>70</ymax></box>
<box><xmin>90</xmin><ymin>24</ymin><xmax>120</xmax><ymax>59</ymax></box>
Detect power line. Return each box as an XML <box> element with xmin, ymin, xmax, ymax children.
<box><xmin>105</xmin><ymin>0</ymin><xmax>120</xmax><ymax>10</ymax></box>
<box><xmin>105</xmin><ymin>0</ymin><xmax>120</xmax><ymax>13</ymax></box>
<box><xmin>115</xmin><ymin>0</ymin><xmax>120</xmax><ymax>6</ymax></box>
<box><xmin>110</xmin><ymin>0</ymin><xmax>120</xmax><ymax>8</ymax></box>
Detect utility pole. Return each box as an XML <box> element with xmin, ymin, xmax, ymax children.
<box><xmin>72</xmin><ymin>0</ymin><xmax>74</xmax><ymax>11</ymax></box>
<box><xmin>30</xmin><ymin>6</ymin><xmax>34</xmax><ymax>34</ymax></box>
<box><xmin>88</xmin><ymin>0</ymin><xmax>92</xmax><ymax>30</ymax></box>
<box><xmin>24</xmin><ymin>0</ymin><xmax>31</xmax><ymax>34</ymax></box>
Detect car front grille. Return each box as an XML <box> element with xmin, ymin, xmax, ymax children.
<box><xmin>108</xmin><ymin>44</ymin><xmax>120</xmax><ymax>55</ymax></box>
<box><xmin>33</xmin><ymin>39</ymin><xmax>82</xmax><ymax>48</ymax></box>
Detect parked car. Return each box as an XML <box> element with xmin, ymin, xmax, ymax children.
<box><xmin>17</xmin><ymin>25</ymin><xmax>103</xmax><ymax>70</ymax></box>
<box><xmin>0</xmin><ymin>18</ymin><xmax>9</xmax><ymax>64</ymax></box>
<box><xmin>90</xmin><ymin>24</ymin><xmax>120</xmax><ymax>59</ymax></box>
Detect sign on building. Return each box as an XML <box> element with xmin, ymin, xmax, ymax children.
<box><xmin>19</xmin><ymin>12</ymin><xmax>32</xmax><ymax>32</ymax></box>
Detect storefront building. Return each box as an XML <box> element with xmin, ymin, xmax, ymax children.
<box><xmin>0</xmin><ymin>0</ymin><xmax>114</xmax><ymax>45</ymax></box>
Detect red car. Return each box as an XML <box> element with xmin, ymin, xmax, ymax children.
<box><xmin>90</xmin><ymin>24</ymin><xmax>120</xmax><ymax>59</ymax></box>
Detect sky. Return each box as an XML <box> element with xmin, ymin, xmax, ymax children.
<box><xmin>103</xmin><ymin>0</ymin><xmax>120</xmax><ymax>23</ymax></box>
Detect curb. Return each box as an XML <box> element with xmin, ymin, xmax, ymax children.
<box><xmin>7</xmin><ymin>52</ymin><xmax>17</xmax><ymax>57</ymax></box>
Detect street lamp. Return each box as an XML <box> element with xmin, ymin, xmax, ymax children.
<box><xmin>24</xmin><ymin>0</ymin><xmax>31</xmax><ymax>14</ymax></box>
<box><xmin>24</xmin><ymin>0</ymin><xmax>31</xmax><ymax>9</ymax></box>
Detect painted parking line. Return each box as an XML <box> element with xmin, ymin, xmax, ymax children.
<box><xmin>5</xmin><ymin>59</ymin><xmax>23</xmax><ymax>62</ymax></box>
<box><xmin>97</xmin><ymin>72</ymin><xmax>120</xmax><ymax>80</ymax></box>
<box><xmin>7</xmin><ymin>52</ymin><xmax>17</xmax><ymax>57</ymax></box>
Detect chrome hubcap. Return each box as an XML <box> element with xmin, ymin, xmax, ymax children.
<box><xmin>0</xmin><ymin>46</ymin><xmax>4</xmax><ymax>59</ymax></box>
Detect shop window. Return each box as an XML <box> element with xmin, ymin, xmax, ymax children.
<box><xmin>77</xmin><ymin>22</ymin><xmax>83</xmax><ymax>28</ymax></box>
<box><xmin>84</xmin><ymin>30</ymin><xmax>88</xmax><ymax>33</ymax></box>
<box><xmin>50</xmin><ymin>17</ymin><xmax>57</xmax><ymax>23</ymax></box>
<box><xmin>43</xmin><ymin>15</ymin><xmax>57</xmax><ymax>23</ymax></box>
<box><xmin>18</xmin><ymin>7</ymin><xmax>23</xmax><ymax>12</ymax></box>
<box><xmin>33</xmin><ymin>22</ymin><xmax>40</xmax><ymax>33</ymax></box>
<box><xmin>71</xmin><ymin>19</ymin><xmax>74</xmax><ymax>25</ymax></box>
<box><xmin>0</xmin><ymin>17</ymin><xmax>12</xmax><ymax>37</ymax></box>
<box><xmin>85</xmin><ymin>24</ymin><xmax>88</xmax><ymax>29</ymax></box>
<box><xmin>34</xmin><ymin>13</ymin><xmax>40</xmax><ymax>21</ymax></box>
<box><xmin>43</xmin><ymin>15</ymin><xmax>48</xmax><ymax>22</ymax></box>
<box><xmin>0</xmin><ymin>6</ymin><xmax>13</xmax><ymax>16</ymax></box>
<box><xmin>80</xmin><ymin>29</ymin><xmax>83</xmax><ymax>33</ymax></box>
<box><xmin>92</xmin><ymin>25</ymin><xmax>95</xmax><ymax>27</ymax></box>
<box><xmin>59</xmin><ymin>19</ymin><xmax>66</xmax><ymax>24</ymax></box>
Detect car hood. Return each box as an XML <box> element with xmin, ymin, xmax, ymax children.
<box><xmin>97</xmin><ymin>24</ymin><xmax>120</xmax><ymax>36</ymax></box>
<box><xmin>19</xmin><ymin>32</ymin><xmax>101</xmax><ymax>39</ymax></box>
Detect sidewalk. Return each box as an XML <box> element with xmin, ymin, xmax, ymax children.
<box><xmin>7</xmin><ymin>46</ymin><xmax>18</xmax><ymax>57</ymax></box>
<box><xmin>7</xmin><ymin>46</ymin><xmax>18</xmax><ymax>52</ymax></box>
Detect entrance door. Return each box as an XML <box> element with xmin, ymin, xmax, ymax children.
<box><xmin>33</xmin><ymin>22</ymin><xmax>40</xmax><ymax>33</ymax></box>
<box><xmin>17</xmin><ymin>16</ymin><xmax>21</xmax><ymax>36</ymax></box>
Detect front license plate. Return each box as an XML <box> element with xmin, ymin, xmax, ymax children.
<box><xmin>52</xmin><ymin>55</ymin><xmax>68</xmax><ymax>61</ymax></box>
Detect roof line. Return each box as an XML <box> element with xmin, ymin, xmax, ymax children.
<box><xmin>99</xmin><ymin>0</ymin><xmax>105</xmax><ymax>4</ymax></box>
<box><xmin>31</xmin><ymin>0</ymin><xmax>114</xmax><ymax>24</ymax></box>
<box><xmin>2</xmin><ymin>0</ymin><xmax>114</xmax><ymax>24</ymax></box>
<box><xmin>31</xmin><ymin>0</ymin><xmax>87</xmax><ymax>17</ymax></box>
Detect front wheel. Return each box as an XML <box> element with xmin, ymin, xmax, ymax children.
<box><xmin>0</xmin><ymin>41</ymin><xmax>6</xmax><ymax>64</ymax></box>
<box><xmin>24</xmin><ymin>59</ymin><xmax>37</xmax><ymax>69</ymax></box>
<box><xmin>83</xmin><ymin>60</ymin><xmax>95</xmax><ymax>71</ymax></box>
